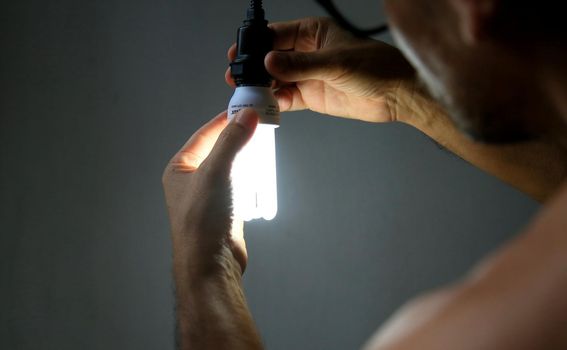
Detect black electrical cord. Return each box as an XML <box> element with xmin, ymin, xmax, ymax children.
<box><xmin>314</xmin><ymin>0</ymin><xmax>388</xmax><ymax>37</ymax></box>
<box><xmin>247</xmin><ymin>0</ymin><xmax>265</xmax><ymax>20</ymax></box>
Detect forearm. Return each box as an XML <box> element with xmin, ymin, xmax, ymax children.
<box><xmin>397</xmin><ymin>86</ymin><xmax>567</xmax><ymax>202</ymax></box>
<box><xmin>173</xmin><ymin>246</ymin><xmax>263</xmax><ymax>350</ymax></box>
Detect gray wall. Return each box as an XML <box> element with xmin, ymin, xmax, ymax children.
<box><xmin>0</xmin><ymin>1</ymin><xmax>537</xmax><ymax>349</ymax></box>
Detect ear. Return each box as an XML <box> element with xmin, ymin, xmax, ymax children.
<box><xmin>449</xmin><ymin>0</ymin><xmax>497</xmax><ymax>45</ymax></box>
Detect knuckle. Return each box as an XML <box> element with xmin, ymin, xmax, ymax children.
<box><xmin>304</xmin><ymin>16</ymin><xmax>329</xmax><ymax>28</ymax></box>
<box><xmin>161</xmin><ymin>162</ymin><xmax>175</xmax><ymax>185</ymax></box>
<box><xmin>299</xmin><ymin>17</ymin><xmax>323</xmax><ymax>45</ymax></box>
<box><xmin>315</xmin><ymin>16</ymin><xmax>333</xmax><ymax>28</ymax></box>
<box><xmin>299</xmin><ymin>17</ymin><xmax>324</xmax><ymax>36</ymax></box>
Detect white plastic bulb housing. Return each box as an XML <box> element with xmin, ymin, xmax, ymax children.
<box><xmin>228</xmin><ymin>86</ymin><xmax>279</xmax><ymax>221</ymax></box>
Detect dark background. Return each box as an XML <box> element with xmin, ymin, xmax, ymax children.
<box><xmin>0</xmin><ymin>0</ymin><xmax>537</xmax><ymax>349</ymax></box>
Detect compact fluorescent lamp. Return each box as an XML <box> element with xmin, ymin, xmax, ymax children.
<box><xmin>228</xmin><ymin>0</ymin><xmax>279</xmax><ymax>221</ymax></box>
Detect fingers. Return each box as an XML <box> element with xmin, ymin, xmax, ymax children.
<box><xmin>226</xmin><ymin>44</ymin><xmax>237</xmax><ymax>87</ymax></box>
<box><xmin>170</xmin><ymin>111</ymin><xmax>229</xmax><ymax>171</ymax></box>
<box><xmin>226</xmin><ymin>18</ymin><xmax>335</xmax><ymax>89</ymax></box>
<box><xmin>269</xmin><ymin>19</ymin><xmax>304</xmax><ymax>51</ymax></box>
<box><xmin>226</xmin><ymin>66</ymin><xmax>287</xmax><ymax>91</ymax></box>
<box><xmin>269</xmin><ymin>17</ymin><xmax>332</xmax><ymax>52</ymax></box>
<box><xmin>225</xmin><ymin>45</ymin><xmax>274</xmax><ymax>88</ymax></box>
<box><xmin>274</xmin><ymin>85</ymin><xmax>307</xmax><ymax>112</ymax></box>
<box><xmin>201</xmin><ymin>108</ymin><xmax>259</xmax><ymax>177</ymax></box>
<box><xmin>225</xmin><ymin>67</ymin><xmax>236</xmax><ymax>88</ymax></box>
<box><xmin>227</xmin><ymin>43</ymin><xmax>237</xmax><ymax>61</ymax></box>
<box><xmin>265</xmin><ymin>50</ymin><xmax>344</xmax><ymax>83</ymax></box>
<box><xmin>226</xmin><ymin>18</ymin><xmax>328</xmax><ymax>59</ymax></box>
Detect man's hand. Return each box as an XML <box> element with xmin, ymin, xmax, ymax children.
<box><xmin>225</xmin><ymin>17</ymin><xmax>567</xmax><ymax>201</ymax></box>
<box><xmin>162</xmin><ymin>109</ymin><xmax>263</xmax><ymax>350</ymax></box>
<box><xmin>163</xmin><ymin>109</ymin><xmax>258</xmax><ymax>277</ymax></box>
<box><xmin>226</xmin><ymin>17</ymin><xmax>417</xmax><ymax>123</ymax></box>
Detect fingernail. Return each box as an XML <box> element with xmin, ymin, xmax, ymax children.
<box><xmin>235</xmin><ymin>108</ymin><xmax>258</xmax><ymax>129</ymax></box>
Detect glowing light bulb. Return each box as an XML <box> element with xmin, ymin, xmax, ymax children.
<box><xmin>227</xmin><ymin>0</ymin><xmax>278</xmax><ymax>221</ymax></box>
<box><xmin>228</xmin><ymin>86</ymin><xmax>279</xmax><ymax>221</ymax></box>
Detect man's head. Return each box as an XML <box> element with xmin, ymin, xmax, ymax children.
<box><xmin>384</xmin><ymin>0</ymin><xmax>566</xmax><ymax>143</ymax></box>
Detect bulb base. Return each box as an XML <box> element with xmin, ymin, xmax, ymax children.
<box><xmin>228</xmin><ymin>86</ymin><xmax>280</xmax><ymax>126</ymax></box>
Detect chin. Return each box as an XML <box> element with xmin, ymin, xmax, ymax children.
<box><xmin>417</xmin><ymin>70</ymin><xmax>539</xmax><ymax>145</ymax></box>
<box><xmin>461</xmin><ymin>125</ymin><xmax>537</xmax><ymax>144</ymax></box>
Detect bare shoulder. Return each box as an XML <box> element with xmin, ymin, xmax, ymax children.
<box><xmin>364</xmin><ymin>185</ymin><xmax>567</xmax><ymax>350</ymax></box>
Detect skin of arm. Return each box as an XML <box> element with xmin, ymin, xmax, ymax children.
<box><xmin>227</xmin><ymin>17</ymin><xmax>567</xmax><ymax>202</ymax></box>
<box><xmin>162</xmin><ymin>109</ymin><xmax>263</xmax><ymax>350</ymax></box>
<box><xmin>174</xmin><ymin>247</ymin><xmax>262</xmax><ymax>350</ymax></box>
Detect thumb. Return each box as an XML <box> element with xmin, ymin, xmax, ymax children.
<box><xmin>201</xmin><ymin>108</ymin><xmax>259</xmax><ymax>176</ymax></box>
<box><xmin>265</xmin><ymin>50</ymin><xmax>343</xmax><ymax>82</ymax></box>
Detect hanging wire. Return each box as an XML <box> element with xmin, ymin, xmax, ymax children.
<box><xmin>314</xmin><ymin>0</ymin><xmax>389</xmax><ymax>37</ymax></box>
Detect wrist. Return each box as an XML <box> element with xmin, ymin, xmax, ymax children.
<box><xmin>173</xmin><ymin>248</ymin><xmax>256</xmax><ymax>350</ymax></box>
<box><xmin>172</xmin><ymin>240</ymin><xmax>244</xmax><ymax>286</ymax></box>
<box><xmin>393</xmin><ymin>78</ymin><xmax>449</xmax><ymax>131</ymax></box>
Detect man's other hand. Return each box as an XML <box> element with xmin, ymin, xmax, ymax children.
<box><xmin>226</xmin><ymin>17</ymin><xmax>416</xmax><ymax>123</ymax></box>
<box><xmin>162</xmin><ymin>109</ymin><xmax>259</xmax><ymax>279</ymax></box>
